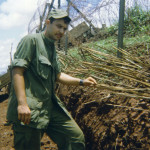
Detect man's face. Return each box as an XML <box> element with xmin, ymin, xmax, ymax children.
<box><xmin>46</xmin><ymin>19</ymin><xmax>68</xmax><ymax>40</ymax></box>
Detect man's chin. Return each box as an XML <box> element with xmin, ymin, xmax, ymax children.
<box><xmin>55</xmin><ymin>35</ymin><xmax>63</xmax><ymax>40</ymax></box>
<box><xmin>56</xmin><ymin>37</ymin><xmax>62</xmax><ymax>40</ymax></box>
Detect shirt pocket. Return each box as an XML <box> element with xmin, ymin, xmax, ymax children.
<box><xmin>26</xmin><ymin>97</ymin><xmax>43</xmax><ymax>123</ymax></box>
<box><xmin>26</xmin><ymin>97</ymin><xmax>43</xmax><ymax>110</ymax></box>
<box><xmin>38</xmin><ymin>55</ymin><xmax>52</xmax><ymax>79</ymax></box>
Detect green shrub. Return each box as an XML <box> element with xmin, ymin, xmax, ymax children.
<box><xmin>107</xmin><ymin>5</ymin><xmax>150</xmax><ymax>37</ymax></box>
<box><xmin>124</xmin><ymin>5</ymin><xmax>150</xmax><ymax>36</ymax></box>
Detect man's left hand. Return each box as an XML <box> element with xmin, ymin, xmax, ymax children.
<box><xmin>83</xmin><ymin>77</ymin><xmax>97</xmax><ymax>86</ymax></box>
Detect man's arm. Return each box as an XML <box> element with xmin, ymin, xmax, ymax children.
<box><xmin>12</xmin><ymin>67</ymin><xmax>31</xmax><ymax>125</ymax></box>
<box><xmin>57</xmin><ymin>72</ymin><xmax>97</xmax><ymax>86</ymax></box>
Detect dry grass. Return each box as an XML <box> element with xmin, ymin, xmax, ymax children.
<box><xmin>58</xmin><ymin>45</ymin><xmax>150</xmax><ymax>99</ymax></box>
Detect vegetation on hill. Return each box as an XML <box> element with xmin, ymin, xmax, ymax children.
<box><xmin>58</xmin><ymin>4</ymin><xmax>150</xmax><ymax>99</ymax></box>
<box><xmin>107</xmin><ymin>5</ymin><xmax>150</xmax><ymax>37</ymax></box>
<box><xmin>63</xmin><ymin>5</ymin><xmax>150</xmax><ymax>61</ymax></box>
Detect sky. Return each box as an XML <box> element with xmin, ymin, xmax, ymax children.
<box><xmin>0</xmin><ymin>0</ymin><xmax>39</xmax><ymax>75</ymax></box>
<box><xmin>0</xmin><ymin>0</ymin><xmax>149</xmax><ymax>75</ymax></box>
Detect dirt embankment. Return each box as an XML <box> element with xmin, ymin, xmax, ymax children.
<box><xmin>0</xmin><ymin>93</ymin><xmax>13</xmax><ymax>150</ymax></box>
<box><xmin>0</xmin><ymin>84</ymin><xmax>150</xmax><ymax>150</ymax></box>
<box><xmin>58</xmin><ymin>85</ymin><xmax>150</xmax><ymax>150</ymax></box>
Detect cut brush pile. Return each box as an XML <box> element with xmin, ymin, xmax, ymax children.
<box><xmin>58</xmin><ymin>45</ymin><xmax>150</xmax><ymax>100</ymax></box>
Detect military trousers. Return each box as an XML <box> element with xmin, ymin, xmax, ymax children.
<box><xmin>13</xmin><ymin>103</ymin><xmax>85</xmax><ymax>150</ymax></box>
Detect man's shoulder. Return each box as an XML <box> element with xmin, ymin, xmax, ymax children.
<box><xmin>23</xmin><ymin>32</ymin><xmax>42</xmax><ymax>40</ymax></box>
<box><xmin>18</xmin><ymin>33</ymin><xmax>43</xmax><ymax>46</ymax></box>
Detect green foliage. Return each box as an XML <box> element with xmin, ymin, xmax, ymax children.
<box><xmin>64</xmin><ymin>5</ymin><xmax>150</xmax><ymax>68</ymax></box>
<box><xmin>68</xmin><ymin>47</ymin><xmax>82</xmax><ymax>60</ymax></box>
<box><xmin>124</xmin><ymin>5</ymin><xmax>150</xmax><ymax>36</ymax></box>
<box><xmin>107</xmin><ymin>5</ymin><xmax>150</xmax><ymax>37</ymax></box>
<box><xmin>107</xmin><ymin>25</ymin><xmax>118</xmax><ymax>36</ymax></box>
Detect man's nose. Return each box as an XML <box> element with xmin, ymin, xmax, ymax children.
<box><xmin>60</xmin><ymin>28</ymin><xmax>65</xmax><ymax>34</ymax></box>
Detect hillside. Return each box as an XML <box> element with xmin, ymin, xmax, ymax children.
<box><xmin>56</xmin><ymin>32</ymin><xmax>150</xmax><ymax>149</ymax></box>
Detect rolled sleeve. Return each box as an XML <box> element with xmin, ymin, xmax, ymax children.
<box><xmin>12</xmin><ymin>35</ymin><xmax>36</xmax><ymax>69</ymax></box>
<box><xmin>11</xmin><ymin>59</ymin><xmax>28</xmax><ymax>69</ymax></box>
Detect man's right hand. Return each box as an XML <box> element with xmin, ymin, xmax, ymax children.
<box><xmin>13</xmin><ymin>67</ymin><xmax>31</xmax><ymax>125</ymax></box>
<box><xmin>17</xmin><ymin>104</ymin><xmax>31</xmax><ymax>125</ymax></box>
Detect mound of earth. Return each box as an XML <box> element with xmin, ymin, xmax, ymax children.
<box><xmin>57</xmin><ymin>84</ymin><xmax>150</xmax><ymax>150</ymax></box>
<box><xmin>0</xmin><ymin>84</ymin><xmax>150</xmax><ymax>149</ymax></box>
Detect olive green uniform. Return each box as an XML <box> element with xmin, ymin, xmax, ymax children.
<box><xmin>7</xmin><ymin>32</ymin><xmax>85</xmax><ymax>150</ymax></box>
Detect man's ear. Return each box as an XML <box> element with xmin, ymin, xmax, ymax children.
<box><xmin>45</xmin><ymin>19</ymin><xmax>50</xmax><ymax>25</ymax></box>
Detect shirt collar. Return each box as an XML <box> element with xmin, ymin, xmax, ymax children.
<box><xmin>41</xmin><ymin>32</ymin><xmax>55</xmax><ymax>44</ymax></box>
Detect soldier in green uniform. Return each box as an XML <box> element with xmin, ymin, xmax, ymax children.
<box><xmin>7</xmin><ymin>9</ymin><xmax>97</xmax><ymax>150</ymax></box>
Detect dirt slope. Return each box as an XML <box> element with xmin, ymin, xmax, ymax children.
<box><xmin>58</xmin><ymin>85</ymin><xmax>150</xmax><ymax>150</ymax></box>
<box><xmin>0</xmin><ymin>84</ymin><xmax>150</xmax><ymax>150</ymax></box>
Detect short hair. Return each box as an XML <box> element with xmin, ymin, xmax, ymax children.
<box><xmin>49</xmin><ymin>17</ymin><xmax>71</xmax><ymax>24</ymax></box>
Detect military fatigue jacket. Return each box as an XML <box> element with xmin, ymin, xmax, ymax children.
<box><xmin>7</xmin><ymin>32</ymin><xmax>69</xmax><ymax>129</ymax></box>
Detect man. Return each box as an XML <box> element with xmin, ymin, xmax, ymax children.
<box><xmin>7</xmin><ymin>9</ymin><xmax>97</xmax><ymax>150</ymax></box>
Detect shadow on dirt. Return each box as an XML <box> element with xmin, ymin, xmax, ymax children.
<box><xmin>0</xmin><ymin>94</ymin><xmax>9</xmax><ymax>103</ymax></box>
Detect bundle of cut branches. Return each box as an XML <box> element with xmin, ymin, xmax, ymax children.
<box><xmin>57</xmin><ymin>46</ymin><xmax>150</xmax><ymax>99</ymax></box>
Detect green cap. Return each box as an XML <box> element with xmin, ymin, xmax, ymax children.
<box><xmin>48</xmin><ymin>9</ymin><xmax>71</xmax><ymax>22</ymax></box>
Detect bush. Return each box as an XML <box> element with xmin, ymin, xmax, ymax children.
<box><xmin>107</xmin><ymin>5</ymin><xmax>150</xmax><ymax>37</ymax></box>
<box><xmin>124</xmin><ymin>5</ymin><xmax>150</xmax><ymax>36</ymax></box>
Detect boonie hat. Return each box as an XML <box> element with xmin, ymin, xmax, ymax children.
<box><xmin>48</xmin><ymin>9</ymin><xmax>71</xmax><ymax>22</ymax></box>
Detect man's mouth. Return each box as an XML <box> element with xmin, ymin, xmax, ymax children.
<box><xmin>56</xmin><ymin>34</ymin><xmax>62</xmax><ymax>39</ymax></box>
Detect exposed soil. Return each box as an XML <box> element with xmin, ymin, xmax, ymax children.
<box><xmin>0</xmin><ymin>84</ymin><xmax>150</xmax><ymax>150</ymax></box>
<box><xmin>0</xmin><ymin>93</ymin><xmax>13</xmax><ymax>150</ymax></box>
<box><xmin>57</xmin><ymin>85</ymin><xmax>150</xmax><ymax>150</ymax></box>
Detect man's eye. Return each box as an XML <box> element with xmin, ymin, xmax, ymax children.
<box><xmin>57</xmin><ymin>25</ymin><xmax>62</xmax><ymax>28</ymax></box>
